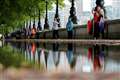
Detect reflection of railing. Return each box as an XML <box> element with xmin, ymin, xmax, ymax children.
<box><xmin>7</xmin><ymin>41</ymin><xmax>120</xmax><ymax>72</ymax></box>
<box><xmin>23</xmin><ymin>44</ymin><xmax>106</xmax><ymax>72</ymax></box>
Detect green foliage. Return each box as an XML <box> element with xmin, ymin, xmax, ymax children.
<box><xmin>0</xmin><ymin>0</ymin><xmax>64</xmax><ymax>34</ymax></box>
<box><xmin>0</xmin><ymin>44</ymin><xmax>45</xmax><ymax>70</ymax></box>
<box><xmin>0</xmin><ymin>45</ymin><xmax>25</xmax><ymax>68</ymax></box>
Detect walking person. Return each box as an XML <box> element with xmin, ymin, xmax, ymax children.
<box><xmin>99</xmin><ymin>7</ymin><xmax>105</xmax><ymax>39</ymax></box>
<box><xmin>31</xmin><ymin>24</ymin><xmax>36</xmax><ymax>39</ymax></box>
<box><xmin>52</xmin><ymin>18</ymin><xmax>59</xmax><ymax>39</ymax></box>
<box><xmin>99</xmin><ymin>16</ymin><xmax>105</xmax><ymax>39</ymax></box>
<box><xmin>66</xmin><ymin>18</ymin><xmax>73</xmax><ymax>39</ymax></box>
<box><xmin>93</xmin><ymin>6</ymin><xmax>101</xmax><ymax>39</ymax></box>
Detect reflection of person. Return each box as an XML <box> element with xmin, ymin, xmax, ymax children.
<box><xmin>66</xmin><ymin>43</ymin><xmax>76</xmax><ymax>70</ymax></box>
<box><xmin>92</xmin><ymin>45</ymin><xmax>105</xmax><ymax>72</ymax></box>
<box><xmin>93</xmin><ymin>45</ymin><xmax>101</xmax><ymax>71</ymax></box>
<box><xmin>66</xmin><ymin>18</ymin><xmax>73</xmax><ymax>39</ymax></box>
<box><xmin>52</xmin><ymin>43</ymin><xmax>60</xmax><ymax>67</ymax></box>
<box><xmin>52</xmin><ymin>18</ymin><xmax>59</xmax><ymax>39</ymax></box>
<box><xmin>93</xmin><ymin>6</ymin><xmax>101</xmax><ymax>39</ymax></box>
<box><xmin>87</xmin><ymin>45</ymin><xmax>105</xmax><ymax>72</ymax></box>
<box><xmin>31</xmin><ymin>43</ymin><xmax>36</xmax><ymax>63</ymax></box>
<box><xmin>99</xmin><ymin>45</ymin><xmax>105</xmax><ymax>71</ymax></box>
<box><xmin>88</xmin><ymin>48</ymin><xmax>93</xmax><ymax>60</ymax></box>
<box><xmin>31</xmin><ymin>24</ymin><xmax>36</xmax><ymax>39</ymax></box>
<box><xmin>31</xmin><ymin>43</ymin><xmax>36</xmax><ymax>55</ymax></box>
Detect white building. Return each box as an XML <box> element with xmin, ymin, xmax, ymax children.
<box><xmin>112</xmin><ymin>0</ymin><xmax>120</xmax><ymax>19</ymax></box>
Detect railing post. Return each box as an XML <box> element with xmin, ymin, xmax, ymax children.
<box><xmin>55</xmin><ymin>0</ymin><xmax>60</xmax><ymax>27</ymax></box>
<box><xmin>44</xmin><ymin>0</ymin><xmax>49</xmax><ymax>39</ymax></box>
<box><xmin>44</xmin><ymin>0</ymin><xmax>49</xmax><ymax>30</ymax></box>
<box><xmin>28</xmin><ymin>17</ymin><xmax>31</xmax><ymax>39</ymax></box>
<box><xmin>69</xmin><ymin>0</ymin><xmax>77</xmax><ymax>24</ymax></box>
<box><xmin>38</xmin><ymin>9</ymin><xmax>42</xmax><ymax>31</ymax></box>
<box><xmin>69</xmin><ymin>0</ymin><xmax>77</xmax><ymax>39</ymax></box>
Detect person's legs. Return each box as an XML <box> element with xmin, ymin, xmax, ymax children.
<box><xmin>56</xmin><ymin>30</ymin><xmax>59</xmax><ymax>39</ymax></box>
<box><xmin>70</xmin><ymin>31</ymin><xmax>73</xmax><ymax>39</ymax></box>
<box><xmin>97</xmin><ymin>23</ymin><xmax>100</xmax><ymax>39</ymax></box>
<box><xmin>53</xmin><ymin>30</ymin><xmax>55</xmax><ymax>39</ymax></box>
<box><xmin>58</xmin><ymin>30</ymin><xmax>59</xmax><ymax>38</ymax></box>
<box><xmin>101</xmin><ymin>31</ymin><xmax>104</xmax><ymax>39</ymax></box>
<box><xmin>68</xmin><ymin>31</ymin><xmax>73</xmax><ymax>39</ymax></box>
<box><xmin>94</xmin><ymin>23</ymin><xmax>97</xmax><ymax>39</ymax></box>
<box><xmin>94</xmin><ymin>23</ymin><xmax>100</xmax><ymax>39</ymax></box>
<box><xmin>68</xmin><ymin>31</ymin><xmax>70</xmax><ymax>39</ymax></box>
<box><xmin>55</xmin><ymin>30</ymin><xmax>57</xmax><ymax>39</ymax></box>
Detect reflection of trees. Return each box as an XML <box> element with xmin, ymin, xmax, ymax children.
<box><xmin>0</xmin><ymin>45</ymin><xmax>25</xmax><ymax>68</ymax></box>
<box><xmin>24</xmin><ymin>42</ymin><xmax>49</xmax><ymax>69</ymax></box>
<box><xmin>8</xmin><ymin>42</ymin><xmax>26</xmax><ymax>53</ymax></box>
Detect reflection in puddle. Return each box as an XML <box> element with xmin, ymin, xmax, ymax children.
<box><xmin>3</xmin><ymin>41</ymin><xmax>120</xmax><ymax>73</ymax></box>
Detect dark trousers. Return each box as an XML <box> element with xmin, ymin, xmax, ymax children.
<box><xmin>101</xmin><ymin>31</ymin><xmax>104</xmax><ymax>39</ymax></box>
<box><xmin>31</xmin><ymin>34</ymin><xmax>36</xmax><ymax>39</ymax></box>
<box><xmin>68</xmin><ymin>31</ymin><xmax>73</xmax><ymax>39</ymax></box>
<box><xmin>94</xmin><ymin>23</ymin><xmax>100</xmax><ymax>39</ymax></box>
<box><xmin>53</xmin><ymin>30</ymin><xmax>59</xmax><ymax>39</ymax></box>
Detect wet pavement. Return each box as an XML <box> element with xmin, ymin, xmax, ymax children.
<box><xmin>0</xmin><ymin>40</ymin><xmax>120</xmax><ymax>80</ymax></box>
<box><xmin>0</xmin><ymin>69</ymin><xmax>120</xmax><ymax>80</ymax></box>
<box><xmin>5</xmin><ymin>39</ymin><xmax>120</xmax><ymax>45</ymax></box>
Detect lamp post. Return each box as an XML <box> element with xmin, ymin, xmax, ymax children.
<box><xmin>44</xmin><ymin>0</ymin><xmax>49</xmax><ymax>29</ymax></box>
<box><xmin>69</xmin><ymin>0</ymin><xmax>77</xmax><ymax>24</ymax></box>
<box><xmin>38</xmin><ymin>9</ymin><xmax>42</xmax><ymax>31</ymax></box>
<box><xmin>55</xmin><ymin>0</ymin><xmax>60</xmax><ymax>27</ymax></box>
<box><xmin>28</xmin><ymin>17</ymin><xmax>31</xmax><ymax>39</ymax></box>
<box><xmin>96</xmin><ymin>0</ymin><xmax>104</xmax><ymax>7</ymax></box>
<box><xmin>29</xmin><ymin>17</ymin><xmax>31</xmax><ymax>30</ymax></box>
<box><xmin>24</xmin><ymin>21</ymin><xmax>27</xmax><ymax>38</ymax></box>
<box><xmin>33</xmin><ymin>11</ymin><xmax>36</xmax><ymax>29</ymax></box>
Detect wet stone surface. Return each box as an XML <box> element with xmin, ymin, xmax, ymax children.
<box><xmin>0</xmin><ymin>41</ymin><xmax>120</xmax><ymax>80</ymax></box>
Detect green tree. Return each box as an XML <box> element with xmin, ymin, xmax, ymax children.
<box><xmin>0</xmin><ymin>0</ymin><xmax>64</xmax><ymax>34</ymax></box>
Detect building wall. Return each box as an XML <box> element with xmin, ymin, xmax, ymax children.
<box><xmin>112</xmin><ymin>0</ymin><xmax>120</xmax><ymax>19</ymax></box>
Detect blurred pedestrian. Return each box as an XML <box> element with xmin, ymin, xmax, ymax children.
<box><xmin>31</xmin><ymin>24</ymin><xmax>36</xmax><ymax>39</ymax></box>
<box><xmin>52</xmin><ymin>18</ymin><xmax>59</xmax><ymax>39</ymax></box>
<box><xmin>66</xmin><ymin>18</ymin><xmax>73</xmax><ymax>39</ymax></box>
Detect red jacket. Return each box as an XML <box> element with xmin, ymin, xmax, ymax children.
<box><xmin>87</xmin><ymin>20</ymin><xmax>92</xmax><ymax>34</ymax></box>
<box><xmin>94</xmin><ymin>13</ymin><xmax>99</xmax><ymax>23</ymax></box>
